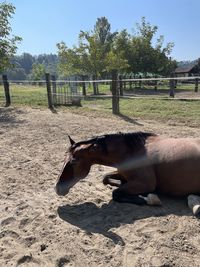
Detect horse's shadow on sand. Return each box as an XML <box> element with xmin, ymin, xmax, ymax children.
<box><xmin>57</xmin><ymin>196</ymin><xmax>193</xmax><ymax>246</ymax></box>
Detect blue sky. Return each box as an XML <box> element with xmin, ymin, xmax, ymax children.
<box><xmin>7</xmin><ymin>0</ymin><xmax>200</xmax><ymax>61</ymax></box>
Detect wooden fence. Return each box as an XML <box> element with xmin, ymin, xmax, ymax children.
<box><xmin>0</xmin><ymin>74</ymin><xmax>82</xmax><ymax>109</ymax></box>
<box><xmin>1</xmin><ymin>74</ymin><xmax>200</xmax><ymax>115</ymax></box>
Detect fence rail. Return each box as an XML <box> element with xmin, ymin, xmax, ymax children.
<box><xmin>1</xmin><ymin>74</ymin><xmax>199</xmax><ymax>114</ymax></box>
<box><xmin>3</xmin><ymin>74</ymin><xmax>200</xmax><ymax>83</ymax></box>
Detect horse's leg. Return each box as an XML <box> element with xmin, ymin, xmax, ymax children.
<box><xmin>112</xmin><ymin>187</ymin><xmax>161</xmax><ymax>206</ymax></box>
<box><xmin>112</xmin><ymin>188</ymin><xmax>148</xmax><ymax>205</ymax></box>
<box><xmin>188</xmin><ymin>194</ymin><xmax>200</xmax><ymax>215</ymax></box>
<box><xmin>103</xmin><ymin>171</ymin><xmax>126</xmax><ymax>187</ymax></box>
<box><xmin>112</xmin><ymin>170</ymin><xmax>161</xmax><ymax>206</ymax></box>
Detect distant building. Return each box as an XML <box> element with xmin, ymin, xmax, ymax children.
<box><xmin>175</xmin><ymin>64</ymin><xmax>200</xmax><ymax>77</ymax></box>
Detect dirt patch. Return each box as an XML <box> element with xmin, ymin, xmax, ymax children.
<box><xmin>0</xmin><ymin>107</ymin><xmax>200</xmax><ymax>267</ymax></box>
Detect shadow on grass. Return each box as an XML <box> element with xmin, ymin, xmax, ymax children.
<box><xmin>117</xmin><ymin>113</ymin><xmax>143</xmax><ymax>126</ymax></box>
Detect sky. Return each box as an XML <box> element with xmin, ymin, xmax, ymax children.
<box><xmin>6</xmin><ymin>0</ymin><xmax>200</xmax><ymax>61</ymax></box>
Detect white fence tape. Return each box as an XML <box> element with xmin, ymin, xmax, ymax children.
<box><xmin>4</xmin><ymin>76</ymin><xmax>200</xmax><ymax>84</ymax></box>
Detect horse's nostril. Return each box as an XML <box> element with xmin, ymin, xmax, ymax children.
<box><xmin>55</xmin><ymin>182</ymin><xmax>70</xmax><ymax>196</ymax></box>
<box><xmin>55</xmin><ymin>183</ymin><xmax>63</xmax><ymax>195</ymax></box>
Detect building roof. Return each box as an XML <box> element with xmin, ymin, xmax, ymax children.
<box><xmin>175</xmin><ymin>65</ymin><xmax>196</xmax><ymax>74</ymax></box>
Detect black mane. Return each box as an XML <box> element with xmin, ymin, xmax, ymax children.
<box><xmin>71</xmin><ymin>132</ymin><xmax>156</xmax><ymax>153</ymax></box>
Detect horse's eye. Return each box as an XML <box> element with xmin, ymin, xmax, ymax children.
<box><xmin>71</xmin><ymin>158</ymin><xmax>79</xmax><ymax>164</ymax></box>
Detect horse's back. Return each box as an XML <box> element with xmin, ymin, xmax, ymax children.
<box><xmin>148</xmin><ymin>137</ymin><xmax>200</xmax><ymax>196</ymax></box>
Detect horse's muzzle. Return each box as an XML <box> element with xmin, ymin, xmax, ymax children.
<box><xmin>55</xmin><ymin>181</ymin><xmax>70</xmax><ymax>196</ymax></box>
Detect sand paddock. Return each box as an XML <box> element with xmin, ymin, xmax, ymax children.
<box><xmin>1</xmin><ymin>107</ymin><xmax>200</xmax><ymax>267</ymax></box>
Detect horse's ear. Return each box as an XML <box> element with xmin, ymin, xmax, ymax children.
<box><xmin>68</xmin><ymin>135</ymin><xmax>75</xmax><ymax>146</ymax></box>
<box><xmin>75</xmin><ymin>143</ymin><xmax>93</xmax><ymax>151</ymax></box>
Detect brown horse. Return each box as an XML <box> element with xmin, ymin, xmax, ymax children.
<box><xmin>55</xmin><ymin>132</ymin><xmax>200</xmax><ymax>208</ymax></box>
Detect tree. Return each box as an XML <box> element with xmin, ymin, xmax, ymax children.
<box><xmin>57</xmin><ymin>17</ymin><xmax>119</xmax><ymax>80</ymax></box>
<box><xmin>94</xmin><ymin>17</ymin><xmax>117</xmax><ymax>48</ymax></box>
<box><xmin>7</xmin><ymin>67</ymin><xmax>26</xmax><ymax>80</ymax></box>
<box><xmin>105</xmin><ymin>44</ymin><xmax>129</xmax><ymax>74</ymax></box>
<box><xmin>57</xmin><ymin>16</ymin><xmax>176</xmax><ymax>81</ymax></box>
<box><xmin>114</xmin><ymin>30</ymin><xmax>131</xmax><ymax>65</ymax></box>
<box><xmin>5</xmin><ymin>53</ymin><xmax>58</xmax><ymax>80</ymax></box>
<box><xmin>78</xmin><ymin>32</ymin><xmax>105</xmax><ymax>77</ymax></box>
<box><xmin>30</xmin><ymin>63</ymin><xmax>45</xmax><ymax>81</ymax></box>
<box><xmin>129</xmin><ymin>17</ymin><xmax>176</xmax><ymax>76</ymax></box>
<box><xmin>57</xmin><ymin>42</ymin><xmax>85</xmax><ymax>77</ymax></box>
<box><xmin>0</xmin><ymin>2</ymin><xmax>22</xmax><ymax>73</ymax></box>
<box><xmin>93</xmin><ymin>17</ymin><xmax>118</xmax><ymax>68</ymax></box>
<box><xmin>19</xmin><ymin>53</ymin><xmax>35</xmax><ymax>74</ymax></box>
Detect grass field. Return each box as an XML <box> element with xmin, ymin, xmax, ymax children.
<box><xmin>0</xmin><ymin>84</ymin><xmax>48</xmax><ymax>106</ymax></box>
<box><xmin>81</xmin><ymin>81</ymin><xmax>197</xmax><ymax>95</ymax></box>
<box><xmin>82</xmin><ymin>97</ymin><xmax>200</xmax><ymax>126</ymax></box>
<box><xmin>0</xmin><ymin>83</ymin><xmax>200</xmax><ymax>127</ymax></box>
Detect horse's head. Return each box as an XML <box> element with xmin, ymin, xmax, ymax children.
<box><xmin>55</xmin><ymin>136</ymin><xmax>93</xmax><ymax>196</ymax></box>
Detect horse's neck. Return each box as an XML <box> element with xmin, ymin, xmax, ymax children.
<box><xmin>89</xmin><ymin>148</ymin><xmax>123</xmax><ymax>168</ymax></box>
<box><xmin>88</xmin><ymin>133</ymin><xmax>151</xmax><ymax>167</ymax></box>
<box><xmin>88</xmin><ymin>137</ymin><xmax>148</xmax><ymax>168</ymax></box>
<box><xmin>92</xmin><ymin>157</ymin><xmax>116</xmax><ymax>167</ymax></box>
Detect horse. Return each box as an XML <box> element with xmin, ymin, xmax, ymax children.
<box><xmin>55</xmin><ymin>132</ymin><xmax>200</xmax><ymax>214</ymax></box>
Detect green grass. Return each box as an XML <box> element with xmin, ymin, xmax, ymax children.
<box><xmin>82</xmin><ymin>83</ymin><xmax>111</xmax><ymax>95</ymax></box>
<box><xmin>83</xmin><ymin>81</ymin><xmax>197</xmax><ymax>95</ymax></box>
<box><xmin>82</xmin><ymin>97</ymin><xmax>200</xmax><ymax>127</ymax></box>
<box><xmin>0</xmin><ymin>84</ymin><xmax>47</xmax><ymax>106</ymax></box>
<box><xmin>120</xmin><ymin>98</ymin><xmax>200</xmax><ymax>124</ymax></box>
<box><xmin>0</xmin><ymin>84</ymin><xmax>199</xmax><ymax>127</ymax></box>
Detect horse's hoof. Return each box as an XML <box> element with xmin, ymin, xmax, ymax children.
<box><xmin>192</xmin><ymin>205</ymin><xmax>200</xmax><ymax>216</ymax></box>
<box><xmin>188</xmin><ymin>194</ymin><xmax>200</xmax><ymax>215</ymax></box>
<box><xmin>146</xmin><ymin>194</ymin><xmax>162</xmax><ymax>206</ymax></box>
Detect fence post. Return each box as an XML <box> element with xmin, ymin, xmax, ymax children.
<box><xmin>154</xmin><ymin>76</ymin><xmax>157</xmax><ymax>91</ymax></box>
<box><xmin>92</xmin><ymin>75</ymin><xmax>97</xmax><ymax>95</ymax></box>
<box><xmin>139</xmin><ymin>75</ymin><xmax>142</xmax><ymax>89</ymax></box>
<box><xmin>111</xmin><ymin>71</ymin><xmax>119</xmax><ymax>115</ymax></box>
<box><xmin>195</xmin><ymin>78</ymin><xmax>198</xmax><ymax>92</ymax></box>
<box><xmin>2</xmin><ymin>75</ymin><xmax>11</xmax><ymax>107</ymax></box>
<box><xmin>169</xmin><ymin>73</ymin><xmax>175</xmax><ymax>98</ymax></box>
<box><xmin>51</xmin><ymin>75</ymin><xmax>57</xmax><ymax>105</ymax></box>
<box><xmin>123</xmin><ymin>75</ymin><xmax>126</xmax><ymax>90</ymax></box>
<box><xmin>134</xmin><ymin>74</ymin><xmax>137</xmax><ymax>88</ymax></box>
<box><xmin>129</xmin><ymin>75</ymin><xmax>132</xmax><ymax>89</ymax></box>
<box><xmin>119</xmin><ymin>75</ymin><xmax>123</xmax><ymax>96</ymax></box>
<box><xmin>82</xmin><ymin>76</ymin><xmax>86</xmax><ymax>96</ymax></box>
<box><xmin>45</xmin><ymin>73</ymin><xmax>53</xmax><ymax>109</ymax></box>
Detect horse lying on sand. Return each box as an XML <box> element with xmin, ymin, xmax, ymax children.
<box><xmin>55</xmin><ymin>132</ymin><xmax>200</xmax><ymax>215</ymax></box>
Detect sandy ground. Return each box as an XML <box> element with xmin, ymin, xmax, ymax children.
<box><xmin>1</xmin><ymin>106</ymin><xmax>200</xmax><ymax>267</ymax></box>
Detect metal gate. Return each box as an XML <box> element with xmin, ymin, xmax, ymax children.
<box><xmin>51</xmin><ymin>77</ymin><xmax>81</xmax><ymax>106</ymax></box>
